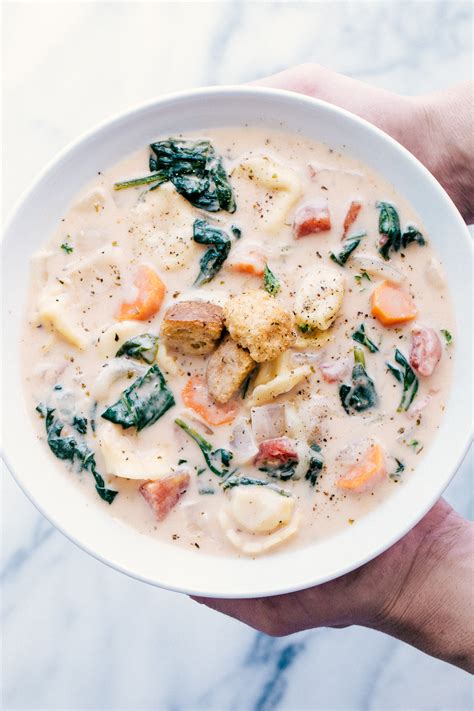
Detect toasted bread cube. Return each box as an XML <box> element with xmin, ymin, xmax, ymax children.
<box><xmin>224</xmin><ymin>290</ymin><xmax>295</xmax><ymax>363</ymax></box>
<box><xmin>160</xmin><ymin>301</ymin><xmax>224</xmax><ymax>355</ymax></box>
<box><xmin>206</xmin><ymin>336</ymin><xmax>255</xmax><ymax>403</ymax></box>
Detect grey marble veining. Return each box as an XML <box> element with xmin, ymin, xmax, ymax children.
<box><xmin>2</xmin><ymin>2</ymin><xmax>473</xmax><ymax>710</ymax></box>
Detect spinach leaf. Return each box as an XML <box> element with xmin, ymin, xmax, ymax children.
<box><xmin>263</xmin><ymin>263</ymin><xmax>281</xmax><ymax>296</ymax></box>
<box><xmin>386</xmin><ymin>349</ymin><xmax>419</xmax><ymax>412</ymax></box>
<box><xmin>390</xmin><ymin>458</ymin><xmax>405</xmax><ymax>479</ymax></box>
<box><xmin>339</xmin><ymin>348</ymin><xmax>378</xmax><ymax>415</ymax></box>
<box><xmin>377</xmin><ymin>202</ymin><xmax>401</xmax><ymax>260</ymax></box>
<box><xmin>377</xmin><ymin>203</ymin><xmax>426</xmax><ymax>259</ymax></box>
<box><xmin>305</xmin><ymin>443</ymin><xmax>324</xmax><ymax>486</ymax></box>
<box><xmin>36</xmin><ymin>404</ymin><xmax>117</xmax><ymax>504</ymax></box>
<box><xmin>101</xmin><ymin>364</ymin><xmax>175</xmax><ymax>431</ymax></box>
<box><xmin>401</xmin><ymin>225</ymin><xmax>426</xmax><ymax>249</ymax></box>
<box><xmin>330</xmin><ymin>231</ymin><xmax>366</xmax><ymax>266</ymax></box>
<box><xmin>72</xmin><ymin>415</ymin><xmax>88</xmax><ymax>435</ymax></box>
<box><xmin>221</xmin><ymin>474</ymin><xmax>290</xmax><ymax>497</ymax></box>
<box><xmin>175</xmin><ymin>418</ymin><xmax>233</xmax><ymax>477</ymax></box>
<box><xmin>115</xmin><ymin>333</ymin><xmax>159</xmax><ymax>364</ymax></box>
<box><xmin>352</xmin><ymin>323</ymin><xmax>379</xmax><ymax>353</ymax></box>
<box><xmin>257</xmin><ymin>459</ymin><xmax>298</xmax><ymax>481</ymax></box>
<box><xmin>192</xmin><ymin>218</ymin><xmax>231</xmax><ymax>285</ymax></box>
<box><xmin>231</xmin><ymin>225</ymin><xmax>242</xmax><ymax>239</ymax></box>
<box><xmin>115</xmin><ymin>138</ymin><xmax>236</xmax><ymax>213</ymax></box>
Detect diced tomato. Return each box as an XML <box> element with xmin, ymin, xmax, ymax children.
<box><xmin>319</xmin><ymin>358</ymin><xmax>351</xmax><ymax>383</ymax></box>
<box><xmin>255</xmin><ymin>437</ymin><xmax>299</xmax><ymax>468</ymax></box>
<box><xmin>293</xmin><ymin>202</ymin><xmax>331</xmax><ymax>238</ymax></box>
<box><xmin>182</xmin><ymin>376</ymin><xmax>239</xmax><ymax>426</ymax></box>
<box><xmin>140</xmin><ymin>472</ymin><xmax>190</xmax><ymax>521</ymax></box>
<box><xmin>342</xmin><ymin>201</ymin><xmax>362</xmax><ymax>238</ymax></box>
<box><xmin>409</xmin><ymin>327</ymin><xmax>442</xmax><ymax>377</ymax></box>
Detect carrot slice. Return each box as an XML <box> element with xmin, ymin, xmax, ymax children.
<box><xmin>337</xmin><ymin>443</ymin><xmax>386</xmax><ymax>492</ymax></box>
<box><xmin>182</xmin><ymin>376</ymin><xmax>239</xmax><ymax>426</ymax></box>
<box><xmin>370</xmin><ymin>281</ymin><xmax>417</xmax><ymax>326</ymax></box>
<box><xmin>342</xmin><ymin>201</ymin><xmax>362</xmax><ymax>238</ymax></box>
<box><xmin>229</xmin><ymin>250</ymin><xmax>266</xmax><ymax>276</ymax></box>
<box><xmin>117</xmin><ymin>265</ymin><xmax>166</xmax><ymax>321</ymax></box>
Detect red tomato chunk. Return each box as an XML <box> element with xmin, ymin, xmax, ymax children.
<box><xmin>140</xmin><ymin>472</ymin><xmax>190</xmax><ymax>521</ymax></box>
<box><xmin>293</xmin><ymin>202</ymin><xmax>331</xmax><ymax>238</ymax></box>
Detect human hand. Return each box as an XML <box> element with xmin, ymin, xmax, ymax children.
<box><xmin>251</xmin><ymin>64</ymin><xmax>473</xmax><ymax>223</ymax></box>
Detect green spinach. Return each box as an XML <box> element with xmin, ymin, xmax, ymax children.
<box><xmin>352</xmin><ymin>323</ymin><xmax>379</xmax><ymax>353</ymax></box>
<box><xmin>221</xmin><ymin>474</ymin><xmax>290</xmax><ymax>496</ymax></box>
<box><xmin>377</xmin><ymin>202</ymin><xmax>425</xmax><ymax>259</ymax></box>
<box><xmin>114</xmin><ymin>138</ymin><xmax>236</xmax><ymax>213</ymax></box>
<box><xmin>36</xmin><ymin>404</ymin><xmax>117</xmax><ymax>504</ymax></box>
<box><xmin>386</xmin><ymin>349</ymin><xmax>419</xmax><ymax>412</ymax></box>
<box><xmin>390</xmin><ymin>458</ymin><xmax>405</xmax><ymax>479</ymax></box>
<box><xmin>441</xmin><ymin>329</ymin><xmax>453</xmax><ymax>345</ymax></box>
<box><xmin>101</xmin><ymin>364</ymin><xmax>175</xmax><ymax>431</ymax></box>
<box><xmin>263</xmin><ymin>263</ymin><xmax>281</xmax><ymax>296</ymax></box>
<box><xmin>115</xmin><ymin>333</ymin><xmax>159</xmax><ymax>364</ymax></box>
<box><xmin>339</xmin><ymin>348</ymin><xmax>378</xmax><ymax>415</ymax></box>
<box><xmin>401</xmin><ymin>225</ymin><xmax>425</xmax><ymax>249</ymax></box>
<box><xmin>305</xmin><ymin>444</ymin><xmax>324</xmax><ymax>486</ymax></box>
<box><xmin>330</xmin><ymin>231</ymin><xmax>366</xmax><ymax>266</ymax></box>
<box><xmin>175</xmin><ymin>418</ymin><xmax>233</xmax><ymax>477</ymax></box>
<box><xmin>192</xmin><ymin>218</ymin><xmax>231</xmax><ymax>285</ymax></box>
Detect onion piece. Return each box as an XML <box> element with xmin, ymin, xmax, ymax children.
<box><xmin>351</xmin><ymin>253</ymin><xmax>406</xmax><ymax>284</ymax></box>
<box><xmin>251</xmin><ymin>404</ymin><xmax>288</xmax><ymax>443</ymax></box>
<box><xmin>231</xmin><ymin>417</ymin><xmax>258</xmax><ymax>465</ymax></box>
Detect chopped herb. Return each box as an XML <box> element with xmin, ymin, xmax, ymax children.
<box><xmin>305</xmin><ymin>443</ymin><xmax>324</xmax><ymax>486</ymax></box>
<box><xmin>221</xmin><ymin>474</ymin><xmax>290</xmax><ymax>496</ymax></box>
<box><xmin>263</xmin><ymin>263</ymin><xmax>281</xmax><ymax>296</ymax></box>
<box><xmin>231</xmin><ymin>225</ymin><xmax>242</xmax><ymax>239</ymax></box>
<box><xmin>60</xmin><ymin>242</ymin><xmax>73</xmax><ymax>254</ymax></box>
<box><xmin>330</xmin><ymin>231</ymin><xmax>366</xmax><ymax>266</ymax></box>
<box><xmin>408</xmin><ymin>439</ymin><xmax>423</xmax><ymax>453</ymax></box>
<box><xmin>390</xmin><ymin>458</ymin><xmax>405</xmax><ymax>479</ymax></box>
<box><xmin>441</xmin><ymin>329</ymin><xmax>453</xmax><ymax>345</ymax></box>
<box><xmin>386</xmin><ymin>349</ymin><xmax>419</xmax><ymax>412</ymax></box>
<box><xmin>377</xmin><ymin>202</ymin><xmax>425</xmax><ymax>259</ymax></box>
<box><xmin>298</xmin><ymin>323</ymin><xmax>312</xmax><ymax>334</ymax></box>
<box><xmin>175</xmin><ymin>418</ymin><xmax>233</xmax><ymax>477</ymax></box>
<box><xmin>339</xmin><ymin>348</ymin><xmax>378</xmax><ymax>415</ymax></box>
<box><xmin>115</xmin><ymin>333</ymin><xmax>159</xmax><ymax>364</ymax></box>
<box><xmin>178</xmin><ymin>458</ymin><xmax>187</xmax><ymax>465</ymax></box>
<box><xmin>192</xmin><ymin>219</ymin><xmax>231</xmax><ymax>285</ymax></box>
<box><xmin>352</xmin><ymin>323</ymin><xmax>379</xmax><ymax>353</ymax></box>
<box><xmin>198</xmin><ymin>487</ymin><xmax>216</xmax><ymax>495</ymax></box>
<box><xmin>114</xmin><ymin>138</ymin><xmax>236</xmax><ymax>213</ymax></box>
<box><xmin>354</xmin><ymin>271</ymin><xmax>371</xmax><ymax>287</ymax></box>
<box><xmin>101</xmin><ymin>364</ymin><xmax>175</xmax><ymax>431</ymax></box>
<box><xmin>36</xmin><ymin>404</ymin><xmax>117</xmax><ymax>504</ymax></box>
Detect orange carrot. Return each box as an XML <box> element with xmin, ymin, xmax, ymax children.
<box><xmin>182</xmin><ymin>376</ymin><xmax>239</xmax><ymax>426</ymax></box>
<box><xmin>117</xmin><ymin>265</ymin><xmax>166</xmax><ymax>321</ymax></box>
<box><xmin>229</xmin><ymin>249</ymin><xmax>266</xmax><ymax>276</ymax></box>
<box><xmin>337</xmin><ymin>443</ymin><xmax>386</xmax><ymax>492</ymax></box>
<box><xmin>342</xmin><ymin>201</ymin><xmax>362</xmax><ymax>238</ymax></box>
<box><xmin>370</xmin><ymin>281</ymin><xmax>417</xmax><ymax>326</ymax></box>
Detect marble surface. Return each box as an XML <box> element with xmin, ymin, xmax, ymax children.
<box><xmin>2</xmin><ymin>2</ymin><xmax>473</xmax><ymax>709</ymax></box>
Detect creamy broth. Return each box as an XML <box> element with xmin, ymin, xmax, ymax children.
<box><xmin>22</xmin><ymin>128</ymin><xmax>454</xmax><ymax>557</ymax></box>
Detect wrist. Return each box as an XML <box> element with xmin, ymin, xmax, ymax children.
<box><xmin>369</xmin><ymin>503</ymin><xmax>474</xmax><ymax>672</ymax></box>
<box><xmin>411</xmin><ymin>84</ymin><xmax>474</xmax><ymax>222</ymax></box>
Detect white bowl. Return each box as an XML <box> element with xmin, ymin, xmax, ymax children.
<box><xmin>2</xmin><ymin>87</ymin><xmax>472</xmax><ymax>598</ymax></box>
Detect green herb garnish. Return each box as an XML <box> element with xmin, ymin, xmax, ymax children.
<box><xmin>263</xmin><ymin>263</ymin><xmax>281</xmax><ymax>296</ymax></box>
<box><xmin>441</xmin><ymin>329</ymin><xmax>453</xmax><ymax>345</ymax></box>
<box><xmin>60</xmin><ymin>242</ymin><xmax>73</xmax><ymax>254</ymax></box>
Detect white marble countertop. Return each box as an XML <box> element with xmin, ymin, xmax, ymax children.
<box><xmin>2</xmin><ymin>2</ymin><xmax>473</xmax><ymax>709</ymax></box>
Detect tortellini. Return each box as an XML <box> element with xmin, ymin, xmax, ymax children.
<box><xmin>233</xmin><ymin>155</ymin><xmax>302</xmax><ymax>233</ymax></box>
<box><xmin>129</xmin><ymin>183</ymin><xmax>198</xmax><ymax>271</ymax></box>
<box><xmin>295</xmin><ymin>266</ymin><xmax>345</xmax><ymax>332</ymax></box>
<box><xmin>97</xmin><ymin>421</ymin><xmax>172</xmax><ymax>480</ymax></box>
<box><xmin>249</xmin><ymin>351</ymin><xmax>311</xmax><ymax>406</ymax></box>
<box><xmin>96</xmin><ymin>320</ymin><xmax>148</xmax><ymax>359</ymax></box>
<box><xmin>38</xmin><ymin>282</ymin><xmax>88</xmax><ymax>350</ymax></box>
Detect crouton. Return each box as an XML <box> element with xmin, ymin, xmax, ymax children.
<box><xmin>206</xmin><ymin>336</ymin><xmax>256</xmax><ymax>403</ymax></box>
<box><xmin>160</xmin><ymin>301</ymin><xmax>224</xmax><ymax>355</ymax></box>
<box><xmin>224</xmin><ymin>290</ymin><xmax>295</xmax><ymax>362</ymax></box>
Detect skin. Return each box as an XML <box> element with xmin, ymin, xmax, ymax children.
<box><xmin>192</xmin><ymin>65</ymin><xmax>474</xmax><ymax>673</ymax></box>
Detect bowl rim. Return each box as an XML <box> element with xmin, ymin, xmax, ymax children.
<box><xmin>2</xmin><ymin>84</ymin><xmax>473</xmax><ymax>598</ymax></box>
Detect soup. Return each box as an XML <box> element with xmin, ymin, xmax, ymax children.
<box><xmin>22</xmin><ymin>128</ymin><xmax>454</xmax><ymax>557</ymax></box>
